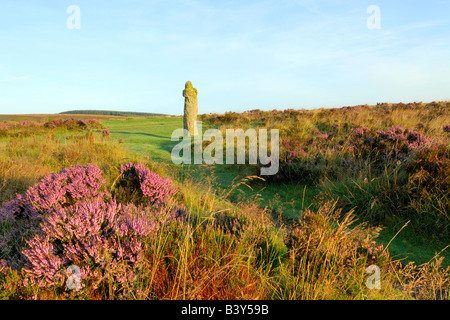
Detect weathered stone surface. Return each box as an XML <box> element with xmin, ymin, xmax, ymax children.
<box><xmin>183</xmin><ymin>81</ymin><xmax>198</xmax><ymax>136</ymax></box>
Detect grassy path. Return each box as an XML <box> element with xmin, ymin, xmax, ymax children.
<box><xmin>104</xmin><ymin>117</ymin><xmax>183</xmax><ymax>162</ymax></box>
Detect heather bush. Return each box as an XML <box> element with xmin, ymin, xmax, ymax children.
<box><xmin>0</xmin><ymin>118</ymin><xmax>102</xmax><ymax>139</ymax></box>
<box><xmin>0</xmin><ymin>162</ymin><xmax>179</xmax><ymax>280</ymax></box>
<box><xmin>113</xmin><ymin>162</ymin><xmax>177</xmax><ymax>206</ymax></box>
<box><xmin>22</xmin><ymin>199</ymin><xmax>163</xmax><ymax>296</ymax></box>
<box><xmin>348</xmin><ymin>126</ymin><xmax>434</xmax><ymax>164</ymax></box>
<box><xmin>26</xmin><ymin>164</ymin><xmax>107</xmax><ymax>212</ymax></box>
<box><xmin>318</xmin><ymin>143</ymin><xmax>449</xmax><ymax>241</ymax></box>
<box><xmin>0</xmin><ymin>194</ymin><xmax>38</xmax><ymax>222</ymax></box>
<box><xmin>43</xmin><ymin>118</ymin><xmax>102</xmax><ymax>131</ymax></box>
<box><xmin>0</xmin><ymin>164</ymin><xmax>108</xmax><ymax>270</ymax></box>
<box><xmin>101</xmin><ymin>128</ymin><xmax>110</xmax><ymax>137</ymax></box>
<box><xmin>0</xmin><ymin>215</ymin><xmax>42</xmax><ymax>270</ymax></box>
<box><xmin>0</xmin><ymin>161</ymin><xmax>180</xmax><ymax>297</ymax></box>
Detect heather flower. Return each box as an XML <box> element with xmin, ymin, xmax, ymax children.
<box><xmin>21</xmin><ymin>121</ymin><xmax>33</xmax><ymax>127</ymax></box>
<box><xmin>22</xmin><ymin>199</ymin><xmax>160</xmax><ymax>291</ymax></box>
<box><xmin>377</xmin><ymin>126</ymin><xmax>407</xmax><ymax>142</ymax></box>
<box><xmin>0</xmin><ymin>165</ymin><xmax>108</xmax><ymax>270</ymax></box>
<box><xmin>348</xmin><ymin>126</ymin><xmax>434</xmax><ymax>163</ymax></box>
<box><xmin>406</xmin><ymin>131</ymin><xmax>430</xmax><ymax>150</ymax></box>
<box><xmin>102</xmin><ymin>129</ymin><xmax>110</xmax><ymax>136</ymax></box>
<box><xmin>44</xmin><ymin>118</ymin><xmax>101</xmax><ymax>130</ymax></box>
<box><xmin>351</xmin><ymin>127</ymin><xmax>371</xmax><ymax>137</ymax></box>
<box><xmin>0</xmin><ymin>194</ymin><xmax>38</xmax><ymax>222</ymax></box>
<box><xmin>22</xmin><ymin>235</ymin><xmax>65</xmax><ymax>287</ymax></box>
<box><xmin>119</xmin><ymin>138</ymin><xmax>125</xmax><ymax>144</ymax></box>
<box><xmin>64</xmin><ymin>119</ymin><xmax>75</xmax><ymax>126</ymax></box>
<box><xmin>116</xmin><ymin>162</ymin><xmax>177</xmax><ymax>205</ymax></box>
<box><xmin>284</xmin><ymin>149</ymin><xmax>307</xmax><ymax>160</ymax></box>
<box><xmin>355</xmin><ymin>238</ymin><xmax>389</xmax><ymax>265</ymax></box>
<box><xmin>1</xmin><ymin>162</ymin><xmax>178</xmax><ymax>283</ymax></box>
<box><xmin>26</xmin><ymin>164</ymin><xmax>106</xmax><ymax>212</ymax></box>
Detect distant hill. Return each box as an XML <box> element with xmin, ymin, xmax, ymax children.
<box><xmin>60</xmin><ymin>110</ymin><xmax>169</xmax><ymax>117</ymax></box>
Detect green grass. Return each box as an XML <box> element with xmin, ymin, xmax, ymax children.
<box><xmin>103</xmin><ymin>117</ymin><xmax>184</xmax><ymax>162</ymax></box>
<box><xmin>99</xmin><ymin>116</ymin><xmax>449</xmax><ymax>268</ymax></box>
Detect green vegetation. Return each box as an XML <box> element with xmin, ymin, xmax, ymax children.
<box><xmin>103</xmin><ymin>117</ymin><xmax>185</xmax><ymax>162</ymax></box>
<box><xmin>0</xmin><ymin>102</ymin><xmax>448</xmax><ymax>300</ymax></box>
<box><xmin>60</xmin><ymin>110</ymin><xmax>169</xmax><ymax>117</ymax></box>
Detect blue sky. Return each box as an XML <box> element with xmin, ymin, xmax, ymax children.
<box><xmin>0</xmin><ymin>0</ymin><xmax>449</xmax><ymax>115</ymax></box>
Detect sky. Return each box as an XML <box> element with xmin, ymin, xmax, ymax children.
<box><xmin>0</xmin><ymin>0</ymin><xmax>449</xmax><ymax>115</ymax></box>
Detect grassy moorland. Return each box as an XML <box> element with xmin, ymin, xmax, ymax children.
<box><xmin>0</xmin><ymin>103</ymin><xmax>448</xmax><ymax>300</ymax></box>
<box><xmin>199</xmin><ymin>102</ymin><xmax>450</xmax><ymax>266</ymax></box>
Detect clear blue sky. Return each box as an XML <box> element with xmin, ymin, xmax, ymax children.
<box><xmin>0</xmin><ymin>0</ymin><xmax>449</xmax><ymax>115</ymax></box>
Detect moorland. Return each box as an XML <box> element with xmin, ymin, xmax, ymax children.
<box><xmin>0</xmin><ymin>101</ymin><xmax>448</xmax><ymax>300</ymax></box>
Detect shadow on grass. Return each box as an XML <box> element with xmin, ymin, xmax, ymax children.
<box><xmin>110</xmin><ymin>131</ymin><xmax>170</xmax><ymax>140</ymax></box>
<box><xmin>0</xmin><ymin>176</ymin><xmax>36</xmax><ymax>205</ymax></box>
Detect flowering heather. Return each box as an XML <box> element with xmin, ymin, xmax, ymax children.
<box><xmin>102</xmin><ymin>128</ymin><xmax>110</xmax><ymax>136</ymax></box>
<box><xmin>349</xmin><ymin>126</ymin><xmax>434</xmax><ymax>162</ymax></box>
<box><xmin>281</xmin><ymin>137</ymin><xmax>308</xmax><ymax>160</ymax></box>
<box><xmin>20</xmin><ymin>121</ymin><xmax>33</xmax><ymax>127</ymax></box>
<box><xmin>43</xmin><ymin>118</ymin><xmax>102</xmax><ymax>130</ymax></box>
<box><xmin>351</xmin><ymin>127</ymin><xmax>371</xmax><ymax>137</ymax></box>
<box><xmin>64</xmin><ymin>119</ymin><xmax>75</xmax><ymax>126</ymax></box>
<box><xmin>355</xmin><ymin>238</ymin><xmax>389</xmax><ymax>265</ymax></box>
<box><xmin>0</xmin><ymin>163</ymin><xmax>178</xmax><ymax>281</ymax></box>
<box><xmin>22</xmin><ymin>199</ymin><xmax>159</xmax><ymax>290</ymax></box>
<box><xmin>26</xmin><ymin>164</ymin><xmax>106</xmax><ymax>212</ymax></box>
<box><xmin>0</xmin><ymin>194</ymin><xmax>38</xmax><ymax>222</ymax></box>
<box><xmin>116</xmin><ymin>162</ymin><xmax>177</xmax><ymax>205</ymax></box>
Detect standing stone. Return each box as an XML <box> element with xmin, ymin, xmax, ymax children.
<box><xmin>183</xmin><ymin>81</ymin><xmax>198</xmax><ymax>136</ymax></box>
